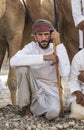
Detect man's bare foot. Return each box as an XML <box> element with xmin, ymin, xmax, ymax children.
<box><xmin>21</xmin><ymin>105</ymin><xmax>32</xmax><ymax>117</ymax></box>
<box><xmin>22</xmin><ymin>105</ymin><xmax>32</xmax><ymax>116</ymax></box>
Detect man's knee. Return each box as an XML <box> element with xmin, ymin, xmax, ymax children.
<box><xmin>45</xmin><ymin>106</ymin><xmax>61</xmax><ymax>120</ymax></box>
<box><xmin>16</xmin><ymin>67</ymin><xmax>29</xmax><ymax>74</ymax></box>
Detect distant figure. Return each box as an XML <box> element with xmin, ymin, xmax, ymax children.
<box><xmin>71</xmin><ymin>0</ymin><xmax>84</xmax><ymax>49</ymax></box>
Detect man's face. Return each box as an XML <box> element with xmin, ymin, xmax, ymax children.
<box><xmin>34</xmin><ymin>31</ymin><xmax>51</xmax><ymax>49</ymax></box>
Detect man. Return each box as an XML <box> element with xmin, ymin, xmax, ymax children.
<box><xmin>10</xmin><ymin>19</ymin><xmax>70</xmax><ymax>120</ymax></box>
<box><xmin>71</xmin><ymin>0</ymin><xmax>84</xmax><ymax>49</ymax></box>
<box><xmin>68</xmin><ymin>49</ymin><xmax>84</xmax><ymax>119</ymax></box>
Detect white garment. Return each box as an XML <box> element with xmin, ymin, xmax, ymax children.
<box><xmin>68</xmin><ymin>49</ymin><xmax>84</xmax><ymax>104</ymax></box>
<box><xmin>10</xmin><ymin>41</ymin><xmax>70</xmax><ymax>98</ymax></box>
<box><xmin>10</xmin><ymin>42</ymin><xmax>70</xmax><ymax>76</ymax></box>
<box><xmin>71</xmin><ymin>0</ymin><xmax>84</xmax><ymax>49</ymax></box>
<box><xmin>71</xmin><ymin>0</ymin><xmax>84</xmax><ymax>26</ymax></box>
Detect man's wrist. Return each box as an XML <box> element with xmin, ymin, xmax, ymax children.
<box><xmin>43</xmin><ymin>55</ymin><xmax>51</xmax><ymax>61</ymax></box>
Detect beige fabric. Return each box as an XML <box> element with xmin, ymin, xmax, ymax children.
<box><xmin>69</xmin><ymin>100</ymin><xmax>84</xmax><ymax>120</ymax></box>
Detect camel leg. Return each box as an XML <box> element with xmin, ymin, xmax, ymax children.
<box><xmin>7</xmin><ymin>67</ymin><xmax>17</xmax><ymax>105</ymax></box>
<box><xmin>7</xmin><ymin>31</ymin><xmax>24</xmax><ymax>105</ymax></box>
<box><xmin>0</xmin><ymin>0</ymin><xmax>25</xmax><ymax>105</ymax></box>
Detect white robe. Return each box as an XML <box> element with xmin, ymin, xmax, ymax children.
<box><xmin>71</xmin><ymin>0</ymin><xmax>84</xmax><ymax>49</ymax></box>
<box><xmin>71</xmin><ymin>0</ymin><xmax>84</xmax><ymax>26</ymax></box>
<box><xmin>68</xmin><ymin>49</ymin><xmax>84</xmax><ymax>104</ymax></box>
<box><xmin>10</xmin><ymin>41</ymin><xmax>70</xmax><ymax>98</ymax></box>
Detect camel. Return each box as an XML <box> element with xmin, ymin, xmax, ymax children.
<box><xmin>0</xmin><ymin>0</ymin><xmax>81</xmax><ymax>105</ymax></box>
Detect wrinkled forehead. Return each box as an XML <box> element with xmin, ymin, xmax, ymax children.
<box><xmin>36</xmin><ymin>31</ymin><xmax>50</xmax><ymax>35</ymax></box>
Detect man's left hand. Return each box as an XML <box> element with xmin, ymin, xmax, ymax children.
<box><xmin>78</xmin><ymin>71</ymin><xmax>84</xmax><ymax>82</ymax></box>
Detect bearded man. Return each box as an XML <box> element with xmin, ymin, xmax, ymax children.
<box><xmin>10</xmin><ymin>19</ymin><xmax>70</xmax><ymax>120</ymax></box>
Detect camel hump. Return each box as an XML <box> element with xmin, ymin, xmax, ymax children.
<box><xmin>0</xmin><ymin>0</ymin><xmax>6</xmax><ymax>19</ymax></box>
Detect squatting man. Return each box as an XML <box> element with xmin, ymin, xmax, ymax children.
<box><xmin>68</xmin><ymin>0</ymin><xmax>84</xmax><ymax>120</ymax></box>
<box><xmin>68</xmin><ymin>48</ymin><xmax>84</xmax><ymax>120</ymax></box>
<box><xmin>10</xmin><ymin>19</ymin><xmax>70</xmax><ymax>120</ymax></box>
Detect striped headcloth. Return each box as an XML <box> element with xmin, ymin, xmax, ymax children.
<box><xmin>32</xmin><ymin>19</ymin><xmax>54</xmax><ymax>34</ymax></box>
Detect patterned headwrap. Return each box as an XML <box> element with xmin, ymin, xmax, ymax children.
<box><xmin>32</xmin><ymin>19</ymin><xmax>54</xmax><ymax>34</ymax></box>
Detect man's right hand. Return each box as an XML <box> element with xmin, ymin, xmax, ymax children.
<box><xmin>43</xmin><ymin>54</ymin><xmax>59</xmax><ymax>65</ymax></box>
<box><xmin>78</xmin><ymin>21</ymin><xmax>84</xmax><ymax>31</ymax></box>
<box><xmin>74</xmin><ymin>91</ymin><xmax>84</xmax><ymax>106</ymax></box>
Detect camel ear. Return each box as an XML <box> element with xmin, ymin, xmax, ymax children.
<box><xmin>69</xmin><ymin>100</ymin><xmax>84</xmax><ymax>120</ymax></box>
<box><xmin>0</xmin><ymin>0</ymin><xmax>6</xmax><ymax>19</ymax></box>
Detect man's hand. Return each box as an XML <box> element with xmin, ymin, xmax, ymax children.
<box><xmin>51</xmin><ymin>29</ymin><xmax>61</xmax><ymax>45</ymax></box>
<box><xmin>78</xmin><ymin>71</ymin><xmax>84</xmax><ymax>82</ymax></box>
<box><xmin>78</xmin><ymin>21</ymin><xmax>84</xmax><ymax>31</ymax></box>
<box><xmin>74</xmin><ymin>91</ymin><xmax>84</xmax><ymax>106</ymax></box>
<box><xmin>43</xmin><ymin>54</ymin><xmax>59</xmax><ymax>65</ymax></box>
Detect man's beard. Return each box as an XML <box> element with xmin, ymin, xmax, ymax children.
<box><xmin>38</xmin><ymin>40</ymin><xmax>50</xmax><ymax>49</ymax></box>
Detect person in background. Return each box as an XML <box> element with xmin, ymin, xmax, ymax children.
<box><xmin>71</xmin><ymin>0</ymin><xmax>84</xmax><ymax>49</ymax></box>
<box><xmin>10</xmin><ymin>19</ymin><xmax>70</xmax><ymax>120</ymax></box>
<box><xmin>68</xmin><ymin>48</ymin><xmax>84</xmax><ymax>119</ymax></box>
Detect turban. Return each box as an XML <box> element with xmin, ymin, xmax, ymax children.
<box><xmin>32</xmin><ymin>19</ymin><xmax>54</xmax><ymax>34</ymax></box>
